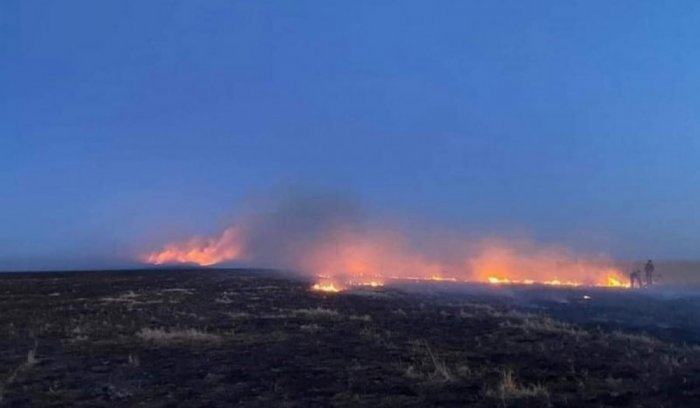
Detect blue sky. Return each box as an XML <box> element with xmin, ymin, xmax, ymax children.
<box><xmin>3</xmin><ymin>1</ymin><xmax>700</xmax><ymax>269</ymax></box>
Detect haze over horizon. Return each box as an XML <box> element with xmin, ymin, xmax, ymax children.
<box><xmin>3</xmin><ymin>1</ymin><xmax>700</xmax><ymax>271</ymax></box>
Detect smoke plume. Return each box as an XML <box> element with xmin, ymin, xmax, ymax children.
<box><xmin>143</xmin><ymin>191</ymin><xmax>627</xmax><ymax>288</ymax></box>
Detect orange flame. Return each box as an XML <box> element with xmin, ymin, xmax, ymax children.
<box><xmin>304</xmin><ymin>232</ymin><xmax>628</xmax><ymax>290</ymax></box>
<box><xmin>143</xmin><ymin>222</ymin><xmax>628</xmax><ymax>290</ymax></box>
<box><xmin>472</xmin><ymin>242</ymin><xmax>628</xmax><ymax>288</ymax></box>
<box><xmin>311</xmin><ymin>282</ymin><xmax>343</xmax><ymax>293</ymax></box>
<box><xmin>144</xmin><ymin>227</ymin><xmax>244</xmax><ymax>266</ymax></box>
<box><xmin>302</xmin><ymin>228</ymin><xmax>445</xmax><ymax>290</ymax></box>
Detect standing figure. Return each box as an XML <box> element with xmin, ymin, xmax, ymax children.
<box><xmin>629</xmin><ymin>270</ymin><xmax>635</xmax><ymax>288</ymax></box>
<box><xmin>644</xmin><ymin>259</ymin><xmax>655</xmax><ymax>286</ymax></box>
<box><xmin>630</xmin><ymin>270</ymin><xmax>642</xmax><ymax>288</ymax></box>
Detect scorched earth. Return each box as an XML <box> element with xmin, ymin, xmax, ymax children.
<box><xmin>1</xmin><ymin>269</ymin><xmax>699</xmax><ymax>407</ymax></box>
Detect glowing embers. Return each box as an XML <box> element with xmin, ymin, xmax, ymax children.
<box><xmin>314</xmin><ymin>272</ymin><xmax>630</xmax><ymax>293</ymax></box>
<box><xmin>606</xmin><ymin>276</ymin><xmax>627</xmax><ymax>287</ymax></box>
<box><xmin>310</xmin><ymin>270</ymin><xmax>470</xmax><ymax>294</ymax></box>
<box><xmin>486</xmin><ymin>276</ymin><xmax>566</xmax><ymax>285</ymax></box>
<box><xmin>488</xmin><ymin>276</ymin><xmax>513</xmax><ymax>285</ymax></box>
<box><xmin>310</xmin><ymin>276</ymin><xmax>385</xmax><ymax>293</ymax></box>
<box><xmin>311</xmin><ymin>282</ymin><xmax>343</xmax><ymax>293</ymax></box>
<box><xmin>543</xmin><ymin>279</ymin><xmax>580</xmax><ymax>286</ymax></box>
<box><xmin>485</xmin><ymin>275</ymin><xmax>629</xmax><ymax>288</ymax></box>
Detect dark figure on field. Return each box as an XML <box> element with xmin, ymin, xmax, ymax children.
<box><xmin>630</xmin><ymin>270</ymin><xmax>642</xmax><ymax>288</ymax></box>
<box><xmin>644</xmin><ymin>260</ymin><xmax>655</xmax><ymax>286</ymax></box>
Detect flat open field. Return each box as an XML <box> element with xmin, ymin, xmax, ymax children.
<box><xmin>1</xmin><ymin>269</ymin><xmax>700</xmax><ymax>407</ymax></box>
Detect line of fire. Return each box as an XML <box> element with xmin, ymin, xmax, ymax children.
<box><xmin>142</xmin><ymin>225</ymin><xmax>662</xmax><ymax>293</ymax></box>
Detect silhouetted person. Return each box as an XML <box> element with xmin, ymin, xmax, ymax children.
<box><xmin>630</xmin><ymin>270</ymin><xmax>642</xmax><ymax>288</ymax></box>
<box><xmin>644</xmin><ymin>259</ymin><xmax>655</xmax><ymax>286</ymax></box>
<box><xmin>629</xmin><ymin>270</ymin><xmax>635</xmax><ymax>288</ymax></box>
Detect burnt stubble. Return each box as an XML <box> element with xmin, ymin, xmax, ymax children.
<box><xmin>1</xmin><ymin>269</ymin><xmax>699</xmax><ymax>407</ymax></box>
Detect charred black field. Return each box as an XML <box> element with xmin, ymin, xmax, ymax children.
<box><xmin>2</xmin><ymin>269</ymin><xmax>700</xmax><ymax>407</ymax></box>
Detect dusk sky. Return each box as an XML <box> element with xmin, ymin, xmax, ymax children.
<box><xmin>3</xmin><ymin>1</ymin><xmax>700</xmax><ymax>269</ymax></box>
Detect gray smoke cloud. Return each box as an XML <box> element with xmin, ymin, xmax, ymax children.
<box><xmin>141</xmin><ymin>188</ymin><xmax>630</xmax><ymax>290</ymax></box>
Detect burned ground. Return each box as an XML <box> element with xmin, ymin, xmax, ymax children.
<box><xmin>1</xmin><ymin>269</ymin><xmax>699</xmax><ymax>407</ymax></box>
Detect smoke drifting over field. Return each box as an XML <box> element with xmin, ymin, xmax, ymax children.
<box><xmin>144</xmin><ymin>192</ymin><xmax>627</xmax><ymax>289</ymax></box>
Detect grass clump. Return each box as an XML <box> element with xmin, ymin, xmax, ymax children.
<box><xmin>293</xmin><ymin>307</ymin><xmax>340</xmax><ymax>318</ymax></box>
<box><xmin>136</xmin><ymin>327</ymin><xmax>221</xmax><ymax>344</ymax></box>
<box><xmin>488</xmin><ymin>368</ymin><xmax>549</xmax><ymax>401</ymax></box>
<box><xmin>403</xmin><ymin>341</ymin><xmax>455</xmax><ymax>383</ymax></box>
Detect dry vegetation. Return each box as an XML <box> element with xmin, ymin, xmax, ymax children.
<box><xmin>487</xmin><ymin>368</ymin><xmax>549</xmax><ymax>402</ymax></box>
<box><xmin>1</xmin><ymin>270</ymin><xmax>700</xmax><ymax>407</ymax></box>
<box><xmin>402</xmin><ymin>340</ymin><xmax>456</xmax><ymax>384</ymax></box>
<box><xmin>136</xmin><ymin>328</ymin><xmax>221</xmax><ymax>344</ymax></box>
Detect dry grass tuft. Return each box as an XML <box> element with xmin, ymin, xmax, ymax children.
<box><xmin>136</xmin><ymin>328</ymin><xmax>221</xmax><ymax>344</ymax></box>
<box><xmin>488</xmin><ymin>368</ymin><xmax>549</xmax><ymax>401</ymax></box>
<box><xmin>292</xmin><ymin>307</ymin><xmax>340</xmax><ymax>318</ymax></box>
<box><xmin>611</xmin><ymin>330</ymin><xmax>660</xmax><ymax>346</ymax></box>
<box><xmin>359</xmin><ymin>326</ymin><xmax>383</xmax><ymax>342</ymax></box>
<box><xmin>1</xmin><ymin>343</ymin><xmax>39</xmax><ymax>402</ymax></box>
<box><xmin>223</xmin><ymin>311</ymin><xmax>252</xmax><ymax>319</ymax></box>
<box><xmin>403</xmin><ymin>341</ymin><xmax>455</xmax><ymax>383</ymax></box>
<box><xmin>128</xmin><ymin>353</ymin><xmax>140</xmax><ymax>367</ymax></box>
<box><xmin>299</xmin><ymin>323</ymin><xmax>322</xmax><ymax>333</ymax></box>
<box><xmin>161</xmin><ymin>288</ymin><xmax>194</xmax><ymax>295</ymax></box>
<box><xmin>26</xmin><ymin>348</ymin><xmax>37</xmax><ymax>367</ymax></box>
<box><xmin>101</xmin><ymin>290</ymin><xmax>139</xmax><ymax>303</ymax></box>
<box><xmin>349</xmin><ymin>314</ymin><xmax>372</xmax><ymax>322</ymax></box>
